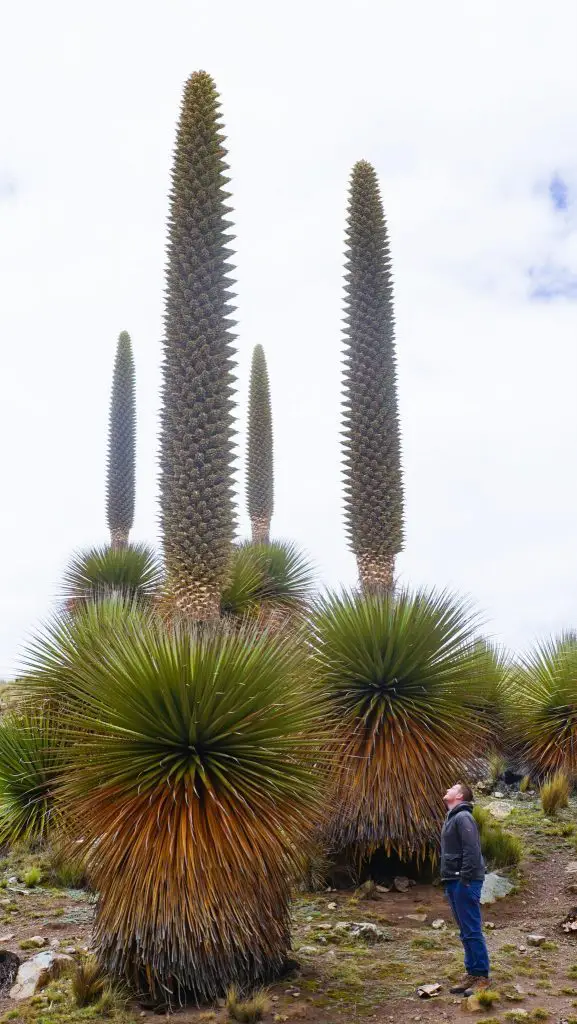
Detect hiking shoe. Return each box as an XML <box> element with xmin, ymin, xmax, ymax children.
<box><xmin>449</xmin><ymin>975</ymin><xmax>477</xmax><ymax>995</ymax></box>
<box><xmin>463</xmin><ymin>976</ymin><xmax>491</xmax><ymax>997</ymax></box>
<box><xmin>470</xmin><ymin>977</ymin><xmax>491</xmax><ymax>992</ymax></box>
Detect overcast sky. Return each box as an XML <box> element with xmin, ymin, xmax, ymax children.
<box><xmin>1</xmin><ymin>0</ymin><xmax>576</xmax><ymax>676</ymax></box>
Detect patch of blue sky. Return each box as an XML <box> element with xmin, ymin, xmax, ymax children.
<box><xmin>528</xmin><ymin>262</ymin><xmax>577</xmax><ymax>300</ymax></box>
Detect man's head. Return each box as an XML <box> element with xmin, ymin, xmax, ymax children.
<box><xmin>444</xmin><ymin>782</ymin><xmax>474</xmax><ymax>809</ymax></box>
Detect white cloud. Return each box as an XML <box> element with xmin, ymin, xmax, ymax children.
<box><xmin>1</xmin><ymin>0</ymin><xmax>577</xmax><ymax>673</ymax></box>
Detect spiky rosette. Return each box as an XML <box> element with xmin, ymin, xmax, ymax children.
<box><xmin>106</xmin><ymin>331</ymin><xmax>136</xmax><ymax>548</ymax></box>
<box><xmin>221</xmin><ymin>540</ymin><xmax>316</xmax><ymax>621</ymax></box>
<box><xmin>0</xmin><ymin>704</ymin><xmax>67</xmax><ymax>845</ymax></box>
<box><xmin>341</xmin><ymin>161</ymin><xmax>403</xmax><ymax>592</ymax></box>
<box><xmin>510</xmin><ymin>634</ymin><xmax>577</xmax><ymax>779</ymax></box>
<box><xmin>25</xmin><ymin>601</ymin><xmax>326</xmax><ymax>1004</ymax></box>
<box><xmin>247</xmin><ymin>345</ymin><xmax>274</xmax><ymax>543</ymax></box>
<box><xmin>160</xmin><ymin>71</ymin><xmax>237</xmax><ymax>620</ymax></box>
<box><xmin>310</xmin><ymin>588</ymin><xmax>490</xmax><ymax>862</ymax></box>
<box><xmin>62</xmin><ymin>543</ymin><xmax>163</xmax><ymax>608</ymax></box>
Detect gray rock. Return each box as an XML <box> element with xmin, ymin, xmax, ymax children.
<box><xmin>481</xmin><ymin>872</ymin><xmax>514</xmax><ymax>904</ymax></box>
<box><xmin>566</xmin><ymin>862</ymin><xmax>577</xmax><ymax>875</ymax></box>
<box><xmin>493</xmin><ymin>791</ymin><xmax>505</xmax><ymax>799</ymax></box>
<box><xmin>334</xmin><ymin>920</ymin><xmax>390</xmax><ymax>943</ymax></box>
<box><xmin>10</xmin><ymin>952</ymin><xmax>72</xmax><ymax>1001</ymax></box>
<box><xmin>393</xmin><ymin>876</ymin><xmax>410</xmax><ymax>892</ymax></box>
<box><xmin>297</xmin><ymin>945</ymin><xmax>318</xmax><ymax>955</ymax></box>
<box><xmin>406</xmin><ymin>913</ymin><xmax>428</xmax><ymax>923</ymax></box>
<box><xmin>486</xmin><ymin>800</ymin><xmax>514</xmax><ymax>820</ymax></box>
<box><xmin>432</xmin><ymin>919</ymin><xmax>445</xmax><ymax>929</ymax></box>
<box><xmin>527</xmin><ymin>934</ymin><xmax>547</xmax><ymax>947</ymax></box>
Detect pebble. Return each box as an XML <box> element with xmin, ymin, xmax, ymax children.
<box><xmin>327</xmin><ymin>902</ymin><xmax>337</xmax><ymax>910</ymax></box>
<box><xmin>432</xmin><ymin>919</ymin><xmax>445</xmax><ymax>929</ymax></box>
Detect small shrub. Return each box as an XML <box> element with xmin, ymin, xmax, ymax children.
<box><xmin>569</xmin><ymin>965</ymin><xmax>577</xmax><ymax>979</ymax></box>
<box><xmin>477</xmin><ymin>1018</ymin><xmax>501</xmax><ymax>1024</ymax></box>
<box><xmin>226</xmin><ymin>986</ymin><xmax>270</xmax><ymax>1023</ymax></box>
<box><xmin>93</xmin><ymin>982</ymin><xmax>127</xmax><ymax>1016</ymax></box>
<box><xmin>22</xmin><ymin>866</ymin><xmax>42</xmax><ymax>887</ymax></box>
<box><xmin>532</xmin><ymin>1010</ymin><xmax>550</xmax><ymax>1021</ymax></box>
<box><xmin>519</xmin><ymin>775</ymin><xmax>531</xmax><ymax>793</ymax></box>
<box><xmin>476</xmin><ymin>989</ymin><xmax>500</xmax><ymax>1009</ymax></box>
<box><xmin>71</xmin><ymin>956</ymin><xmax>106</xmax><ymax>1007</ymax></box>
<box><xmin>46</xmin><ymin>847</ymin><xmax>88</xmax><ymax>890</ymax></box>
<box><xmin>473</xmin><ymin>805</ymin><xmax>523</xmax><ymax>867</ymax></box>
<box><xmin>540</xmin><ymin>772</ymin><xmax>570</xmax><ymax>816</ymax></box>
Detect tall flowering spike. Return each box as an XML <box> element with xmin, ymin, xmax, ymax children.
<box><xmin>341</xmin><ymin>160</ymin><xmax>404</xmax><ymax>592</ymax></box>
<box><xmin>247</xmin><ymin>344</ymin><xmax>274</xmax><ymax>543</ymax></box>
<box><xmin>160</xmin><ymin>71</ymin><xmax>237</xmax><ymax>619</ymax></box>
<box><xmin>106</xmin><ymin>331</ymin><xmax>136</xmax><ymax>549</ymax></box>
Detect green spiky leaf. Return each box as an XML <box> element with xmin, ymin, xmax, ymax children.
<box><xmin>0</xmin><ymin>704</ymin><xmax>67</xmax><ymax>845</ymax></box>
<box><xmin>24</xmin><ymin>600</ymin><xmax>326</xmax><ymax>1003</ymax></box>
<box><xmin>510</xmin><ymin>633</ymin><xmax>577</xmax><ymax>779</ymax></box>
<box><xmin>106</xmin><ymin>331</ymin><xmax>136</xmax><ymax>547</ymax></box>
<box><xmin>62</xmin><ymin>543</ymin><xmax>163</xmax><ymax>607</ymax></box>
<box><xmin>310</xmin><ymin>588</ymin><xmax>491</xmax><ymax>860</ymax></box>
<box><xmin>221</xmin><ymin>540</ymin><xmax>316</xmax><ymax>618</ymax></box>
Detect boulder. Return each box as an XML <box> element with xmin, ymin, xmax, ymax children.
<box><xmin>393</xmin><ymin>876</ymin><xmax>410</xmax><ymax>893</ymax></box>
<box><xmin>527</xmin><ymin>934</ymin><xmax>547</xmax><ymax>947</ymax></box>
<box><xmin>481</xmin><ymin>872</ymin><xmax>514</xmax><ymax>904</ymax></box>
<box><xmin>10</xmin><ymin>951</ymin><xmax>72</xmax><ymax>1001</ymax></box>
<box><xmin>486</xmin><ymin>800</ymin><xmax>514</xmax><ymax>820</ymax></box>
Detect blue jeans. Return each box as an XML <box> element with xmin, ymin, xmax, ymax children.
<box><xmin>445</xmin><ymin>880</ymin><xmax>490</xmax><ymax>977</ymax></box>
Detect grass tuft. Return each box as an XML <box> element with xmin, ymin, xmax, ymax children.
<box><xmin>476</xmin><ymin>989</ymin><xmax>501</xmax><ymax>1008</ymax></box>
<box><xmin>473</xmin><ymin>805</ymin><xmax>523</xmax><ymax>867</ymax></box>
<box><xmin>71</xmin><ymin>956</ymin><xmax>106</xmax><ymax>1007</ymax></box>
<box><xmin>22</xmin><ymin>866</ymin><xmax>42</xmax><ymax>887</ymax></box>
<box><xmin>226</xmin><ymin>986</ymin><xmax>270</xmax><ymax>1022</ymax></box>
<box><xmin>540</xmin><ymin>771</ymin><xmax>570</xmax><ymax>816</ymax></box>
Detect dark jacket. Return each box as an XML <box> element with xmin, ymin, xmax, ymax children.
<box><xmin>440</xmin><ymin>802</ymin><xmax>485</xmax><ymax>884</ymax></box>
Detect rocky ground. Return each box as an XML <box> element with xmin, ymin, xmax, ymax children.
<box><xmin>1</xmin><ymin>798</ymin><xmax>577</xmax><ymax>1024</ymax></box>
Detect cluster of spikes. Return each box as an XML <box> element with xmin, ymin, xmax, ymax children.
<box><xmin>159</xmin><ymin>70</ymin><xmax>237</xmax><ymax>621</ymax></box>
<box><xmin>341</xmin><ymin>160</ymin><xmax>404</xmax><ymax>593</ymax></box>
<box><xmin>247</xmin><ymin>344</ymin><xmax>274</xmax><ymax>543</ymax></box>
<box><xmin>106</xmin><ymin>331</ymin><xmax>136</xmax><ymax>549</ymax></box>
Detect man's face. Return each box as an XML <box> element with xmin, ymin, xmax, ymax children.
<box><xmin>443</xmin><ymin>783</ymin><xmax>464</xmax><ymax>807</ymax></box>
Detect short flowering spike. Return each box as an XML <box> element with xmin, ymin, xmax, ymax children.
<box><xmin>247</xmin><ymin>345</ymin><xmax>274</xmax><ymax>543</ymax></box>
<box><xmin>106</xmin><ymin>331</ymin><xmax>135</xmax><ymax>549</ymax></box>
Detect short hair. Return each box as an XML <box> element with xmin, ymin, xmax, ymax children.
<box><xmin>458</xmin><ymin>782</ymin><xmax>474</xmax><ymax>803</ymax></box>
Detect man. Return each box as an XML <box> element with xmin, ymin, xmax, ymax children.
<box><xmin>441</xmin><ymin>782</ymin><xmax>490</xmax><ymax>996</ymax></box>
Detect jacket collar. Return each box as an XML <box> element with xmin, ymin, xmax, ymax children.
<box><xmin>446</xmin><ymin>801</ymin><xmax>473</xmax><ymax>820</ymax></box>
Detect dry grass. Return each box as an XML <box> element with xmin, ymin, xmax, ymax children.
<box><xmin>541</xmin><ymin>772</ymin><xmax>570</xmax><ymax>816</ymax></box>
<box><xmin>226</xmin><ymin>986</ymin><xmax>270</xmax><ymax>1022</ymax></box>
<box><xmin>71</xmin><ymin>956</ymin><xmax>106</xmax><ymax>1007</ymax></box>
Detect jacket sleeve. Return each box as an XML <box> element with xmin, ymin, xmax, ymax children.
<box><xmin>455</xmin><ymin>811</ymin><xmax>481</xmax><ymax>884</ymax></box>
